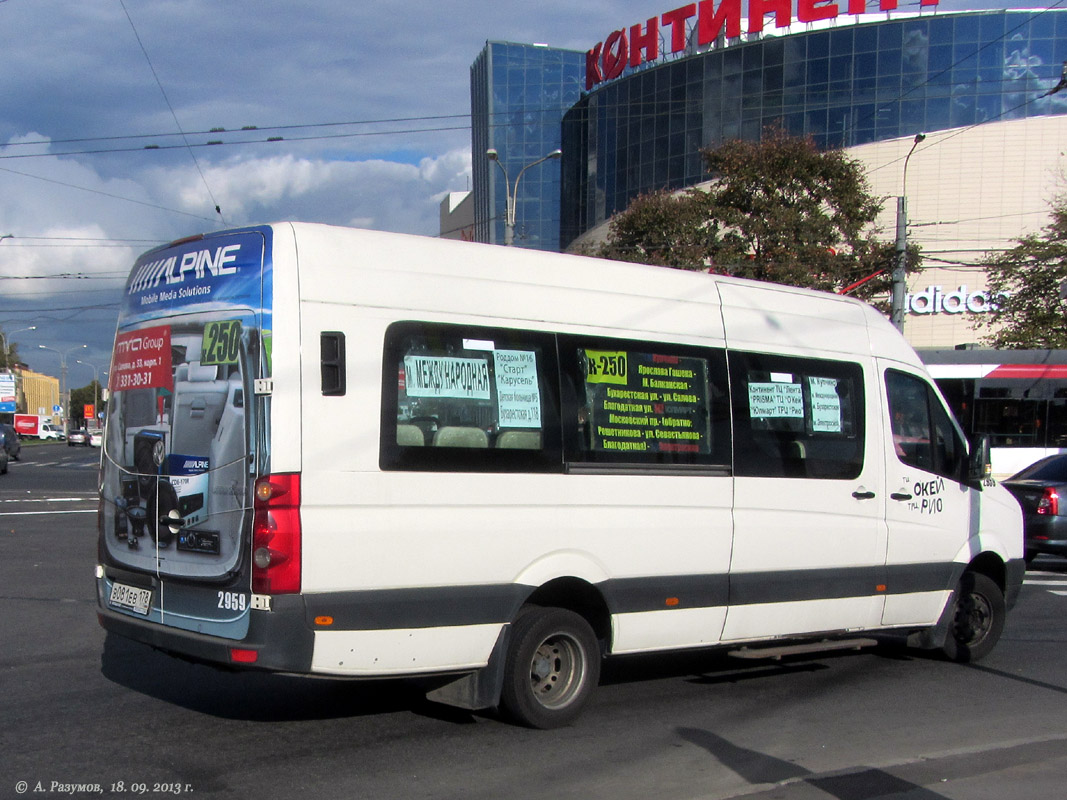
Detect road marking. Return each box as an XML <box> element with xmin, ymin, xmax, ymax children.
<box><xmin>0</xmin><ymin>497</ymin><xmax>93</xmax><ymax>504</ymax></box>
<box><xmin>0</xmin><ymin>509</ymin><xmax>96</xmax><ymax>517</ymax></box>
<box><xmin>1024</xmin><ymin>580</ymin><xmax>1067</xmax><ymax>586</ymax></box>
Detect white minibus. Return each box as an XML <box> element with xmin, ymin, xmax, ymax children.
<box><xmin>96</xmin><ymin>223</ymin><xmax>1024</xmax><ymax>728</ymax></box>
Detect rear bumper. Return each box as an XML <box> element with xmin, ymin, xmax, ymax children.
<box><xmin>97</xmin><ymin>592</ymin><xmax>315</xmax><ymax>673</ymax></box>
<box><xmin>1024</xmin><ymin>516</ymin><xmax>1067</xmax><ymax>558</ymax></box>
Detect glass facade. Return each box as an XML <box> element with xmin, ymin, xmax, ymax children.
<box><xmin>561</xmin><ymin>10</ymin><xmax>1067</xmax><ymax>249</ymax></box>
<box><xmin>470</xmin><ymin>42</ymin><xmax>585</xmax><ymax>251</ymax></box>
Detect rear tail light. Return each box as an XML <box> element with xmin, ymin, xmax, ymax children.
<box><xmin>251</xmin><ymin>473</ymin><xmax>301</xmax><ymax>594</ymax></box>
<box><xmin>1036</xmin><ymin>487</ymin><xmax>1060</xmax><ymax>516</ymax></box>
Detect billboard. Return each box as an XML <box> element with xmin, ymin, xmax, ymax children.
<box><xmin>0</xmin><ymin>372</ymin><xmax>16</xmax><ymax>414</ymax></box>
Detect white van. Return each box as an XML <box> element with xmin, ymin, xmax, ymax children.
<box><xmin>96</xmin><ymin>223</ymin><xmax>1024</xmax><ymax>728</ymax></box>
<box><xmin>40</xmin><ymin>423</ymin><xmax>63</xmax><ymax>441</ymax></box>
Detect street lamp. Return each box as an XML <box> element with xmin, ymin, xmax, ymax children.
<box><xmin>0</xmin><ymin>325</ymin><xmax>37</xmax><ymax>369</ymax></box>
<box><xmin>37</xmin><ymin>343</ymin><xmax>87</xmax><ymax>434</ymax></box>
<box><xmin>486</xmin><ymin>147</ymin><xmax>563</xmax><ymax>246</ymax></box>
<box><xmin>891</xmin><ymin>133</ymin><xmax>926</xmax><ymax>332</ymax></box>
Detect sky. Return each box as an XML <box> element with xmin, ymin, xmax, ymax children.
<box><xmin>0</xmin><ymin>0</ymin><xmax>1034</xmax><ymax>390</ymax></box>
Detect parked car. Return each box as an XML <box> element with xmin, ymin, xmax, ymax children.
<box><xmin>68</xmin><ymin>428</ymin><xmax>90</xmax><ymax>447</ymax></box>
<box><xmin>0</xmin><ymin>423</ymin><xmax>20</xmax><ymax>460</ymax></box>
<box><xmin>0</xmin><ymin>444</ymin><xmax>7</xmax><ymax>474</ymax></box>
<box><xmin>1002</xmin><ymin>454</ymin><xmax>1067</xmax><ymax>565</ymax></box>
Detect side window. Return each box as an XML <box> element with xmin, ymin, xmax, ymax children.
<box><xmin>730</xmin><ymin>352</ymin><xmax>865</xmax><ymax>479</ymax></box>
<box><xmin>886</xmin><ymin>369</ymin><xmax>966</xmax><ymax>480</ymax></box>
<box><xmin>559</xmin><ymin>336</ymin><xmax>730</xmax><ymax>468</ymax></box>
<box><xmin>380</xmin><ymin>322</ymin><xmax>561</xmax><ymax>472</ymax></box>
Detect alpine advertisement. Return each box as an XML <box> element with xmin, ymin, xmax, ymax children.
<box><xmin>99</xmin><ymin>227</ymin><xmax>272</xmax><ymax>638</ymax></box>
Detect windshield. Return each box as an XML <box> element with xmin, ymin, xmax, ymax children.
<box><xmin>101</xmin><ymin>319</ymin><xmax>258</xmax><ymax>577</ymax></box>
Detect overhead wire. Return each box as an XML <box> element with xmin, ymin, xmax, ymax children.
<box><xmin>118</xmin><ymin>0</ymin><xmax>225</xmax><ymax>225</ymax></box>
<box><xmin>0</xmin><ymin>162</ymin><xmax>219</xmax><ymax>223</ymax></box>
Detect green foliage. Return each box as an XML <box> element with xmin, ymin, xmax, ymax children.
<box><xmin>977</xmin><ymin>204</ymin><xmax>1067</xmax><ymax>349</ymax></box>
<box><xmin>0</xmin><ymin>331</ymin><xmax>20</xmax><ymax>371</ymax></box>
<box><xmin>70</xmin><ymin>381</ymin><xmax>105</xmax><ymax>424</ymax></box>
<box><xmin>595</xmin><ymin>190</ymin><xmax>718</xmax><ymax>269</ymax></box>
<box><xmin>594</xmin><ymin>127</ymin><xmax>919</xmax><ymax>306</ymax></box>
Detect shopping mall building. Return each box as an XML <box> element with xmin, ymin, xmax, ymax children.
<box><xmin>453</xmin><ymin>5</ymin><xmax>1067</xmax><ymax>349</ymax></box>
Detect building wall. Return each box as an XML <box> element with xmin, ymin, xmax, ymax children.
<box><xmin>440</xmin><ymin>191</ymin><xmax>475</xmax><ymax>242</ymax></box>
<box><xmin>561</xmin><ymin>9</ymin><xmax>1067</xmax><ymax>249</ymax></box>
<box><xmin>853</xmin><ymin>115</ymin><xmax>1067</xmax><ymax>349</ymax></box>
<box><xmin>19</xmin><ymin>369</ymin><xmax>60</xmax><ymax>423</ymax></box>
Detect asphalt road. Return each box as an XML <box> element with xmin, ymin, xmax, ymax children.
<box><xmin>2</xmin><ymin>442</ymin><xmax>1066</xmax><ymax>800</ymax></box>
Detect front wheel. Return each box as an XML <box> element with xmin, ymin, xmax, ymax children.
<box><xmin>941</xmin><ymin>571</ymin><xmax>1005</xmax><ymax>663</ymax></box>
<box><xmin>500</xmin><ymin>607</ymin><xmax>601</xmax><ymax>729</ymax></box>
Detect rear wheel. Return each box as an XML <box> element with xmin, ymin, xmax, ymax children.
<box><xmin>941</xmin><ymin>571</ymin><xmax>1005</xmax><ymax>663</ymax></box>
<box><xmin>500</xmin><ymin>607</ymin><xmax>600</xmax><ymax>729</ymax></box>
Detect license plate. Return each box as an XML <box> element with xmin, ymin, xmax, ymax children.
<box><xmin>109</xmin><ymin>582</ymin><xmax>153</xmax><ymax>616</ymax></box>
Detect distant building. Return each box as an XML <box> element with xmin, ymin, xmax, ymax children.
<box><xmin>440</xmin><ymin>191</ymin><xmax>474</xmax><ymax>242</ymax></box>
<box><xmin>18</xmin><ymin>369</ymin><xmax>60</xmax><ymax>423</ymax></box>
<box><xmin>469</xmin><ymin>41</ymin><xmax>585</xmax><ymax>251</ymax></box>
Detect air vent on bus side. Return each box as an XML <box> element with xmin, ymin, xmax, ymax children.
<box><xmin>320</xmin><ymin>331</ymin><xmax>346</xmax><ymax>396</ymax></box>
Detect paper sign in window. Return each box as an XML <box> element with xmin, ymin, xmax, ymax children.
<box><xmin>748</xmin><ymin>382</ymin><xmax>804</xmax><ymax>418</ymax></box>
<box><xmin>582</xmin><ymin>350</ymin><xmax>711</xmax><ymax>455</ymax></box>
<box><xmin>494</xmin><ymin>350</ymin><xmax>542</xmax><ymax>428</ymax></box>
<box><xmin>809</xmin><ymin>376</ymin><xmax>843</xmax><ymax>432</ymax></box>
<box><xmin>403</xmin><ymin>355</ymin><xmax>491</xmax><ymax>399</ymax></box>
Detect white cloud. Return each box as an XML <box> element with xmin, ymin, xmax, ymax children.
<box><xmin>145</xmin><ymin>148</ymin><xmax>473</xmax><ymax>235</ymax></box>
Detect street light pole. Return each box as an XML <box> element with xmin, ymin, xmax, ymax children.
<box><xmin>891</xmin><ymin>133</ymin><xmax>926</xmax><ymax>332</ymax></box>
<box><xmin>486</xmin><ymin>148</ymin><xmax>563</xmax><ymax>246</ymax></box>
<box><xmin>38</xmin><ymin>343</ymin><xmax>86</xmax><ymax>435</ymax></box>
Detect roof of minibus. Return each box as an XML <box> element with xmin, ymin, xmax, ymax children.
<box><xmin>266</xmin><ymin>221</ymin><xmax>919</xmax><ymax>365</ymax></box>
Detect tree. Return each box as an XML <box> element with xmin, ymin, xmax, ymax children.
<box><xmin>976</xmin><ymin>201</ymin><xmax>1067</xmax><ymax>349</ymax></box>
<box><xmin>70</xmin><ymin>381</ymin><xmax>105</xmax><ymax>425</ymax></box>
<box><xmin>594</xmin><ymin>127</ymin><xmax>920</xmax><ymax>309</ymax></box>
<box><xmin>0</xmin><ymin>330</ymin><xmax>21</xmax><ymax>371</ymax></box>
<box><xmin>594</xmin><ymin>189</ymin><xmax>719</xmax><ymax>269</ymax></box>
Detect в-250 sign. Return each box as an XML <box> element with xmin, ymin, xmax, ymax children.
<box><xmin>201</xmin><ymin>319</ymin><xmax>243</xmax><ymax>365</ymax></box>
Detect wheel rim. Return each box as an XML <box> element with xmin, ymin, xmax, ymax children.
<box><xmin>953</xmin><ymin>588</ymin><xmax>993</xmax><ymax>646</ymax></box>
<box><xmin>528</xmin><ymin>631</ymin><xmax>586</xmax><ymax>710</ymax></box>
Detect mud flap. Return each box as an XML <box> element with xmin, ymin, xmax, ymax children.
<box><xmin>424</xmin><ymin>625</ymin><xmax>511</xmax><ymax>711</ymax></box>
<box><xmin>907</xmin><ymin>585</ymin><xmax>958</xmax><ymax>650</ymax></box>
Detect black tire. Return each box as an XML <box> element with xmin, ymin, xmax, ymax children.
<box><xmin>941</xmin><ymin>571</ymin><xmax>1005</xmax><ymax>663</ymax></box>
<box><xmin>500</xmin><ymin>607</ymin><xmax>601</xmax><ymax>729</ymax></box>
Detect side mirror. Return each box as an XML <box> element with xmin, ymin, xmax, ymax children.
<box><xmin>966</xmin><ymin>434</ymin><xmax>991</xmax><ymax>486</ymax></box>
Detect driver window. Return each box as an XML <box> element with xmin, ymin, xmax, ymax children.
<box><xmin>886</xmin><ymin>369</ymin><xmax>965</xmax><ymax>480</ymax></box>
